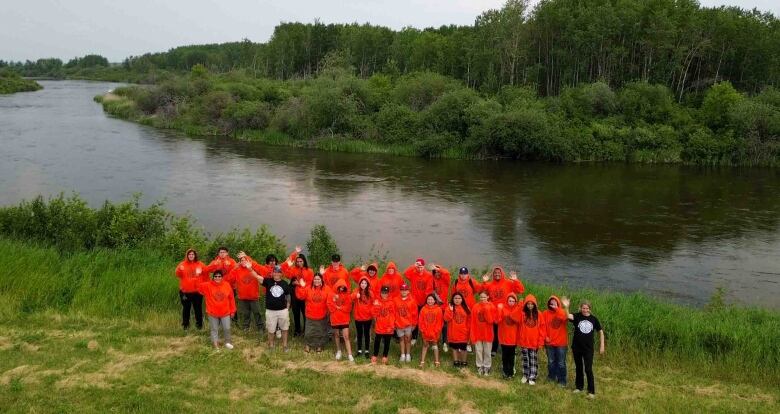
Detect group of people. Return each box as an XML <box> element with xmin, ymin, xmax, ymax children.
<box><xmin>175</xmin><ymin>246</ymin><xmax>606</xmax><ymax>397</ymax></box>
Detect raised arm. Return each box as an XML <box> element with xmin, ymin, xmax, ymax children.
<box><xmin>561</xmin><ymin>297</ymin><xmax>574</xmax><ymax>321</ymax></box>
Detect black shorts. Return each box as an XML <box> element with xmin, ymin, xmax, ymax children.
<box><xmin>449</xmin><ymin>342</ymin><xmax>467</xmax><ymax>351</ymax></box>
<box><xmin>332</xmin><ymin>324</ymin><xmax>349</xmax><ymax>330</ymax></box>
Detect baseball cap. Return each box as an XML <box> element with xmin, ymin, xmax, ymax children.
<box><xmin>400</xmin><ymin>283</ymin><xmax>410</xmax><ymax>290</ymax></box>
<box><xmin>459</xmin><ymin>267</ymin><xmax>469</xmax><ymax>275</ymax></box>
<box><xmin>380</xmin><ymin>286</ymin><xmax>390</xmax><ymax>293</ymax></box>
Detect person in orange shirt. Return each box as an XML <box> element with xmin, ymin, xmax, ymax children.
<box><xmin>198</xmin><ymin>270</ymin><xmax>236</xmax><ymax>350</ymax></box>
<box><xmin>418</xmin><ymin>294</ymin><xmax>444</xmax><ymax>367</ymax></box>
<box><xmin>295</xmin><ymin>274</ymin><xmax>331</xmax><ymax>353</ymax></box>
<box><xmin>175</xmin><ymin>249</ymin><xmax>208</xmax><ymax>331</ymax></box>
<box><xmin>352</xmin><ymin>277</ymin><xmax>374</xmax><ymax>358</ymax></box>
<box><xmin>543</xmin><ymin>295</ymin><xmax>569</xmax><ymax>386</ymax></box>
<box><xmin>470</xmin><ymin>291</ymin><xmax>498</xmax><ymax>375</ymax></box>
<box><xmin>481</xmin><ymin>266</ymin><xmax>525</xmax><ymax>355</ymax></box>
<box><xmin>205</xmin><ymin>247</ymin><xmax>239</xmax><ymax>322</ymax></box>
<box><xmin>371</xmin><ymin>286</ymin><xmax>396</xmax><ymax>364</ymax></box>
<box><xmin>327</xmin><ymin>279</ymin><xmax>355</xmax><ymax>362</ymax></box>
<box><xmin>320</xmin><ymin>254</ymin><xmax>350</xmax><ymax>288</ymax></box>
<box><xmin>225</xmin><ymin>256</ymin><xmax>264</xmax><ymax>335</ymax></box>
<box><xmin>404</xmin><ymin>258</ymin><xmax>433</xmax><ymax>344</ymax></box>
<box><xmin>518</xmin><ymin>294</ymin><xmax>545</xmax><ymax>385</ymax></box>
<box><xmin>451</xmin><ymin>267</ymin><xmax>482</xmax><ymax>308</ymax></box>
<box><xmin>394</xmin><ymin>283</ymin><xmax>418</xmax><ymax>363</ymax></box>
<box><xmin>379</xmin><ymin>262</ymin><xmax>403</xmax><ymax>299</ymax></box>
<box><xmin>496</xmin><ymin>293</ymin><xmax>523</xmax><ymax>379</ymax></box>
<box><xmin>444</xmin><ymin>292</ymin><xmax>471</xmax><ymax>368</ymax></box>
<box><xmin>281</xmin><ymin>246</ymin><xmax>313</xmax><ymax>337</ymax></box>
<box><xmin>430</xmin><ymin>264</ymin><xmax>450</xmax><ymax>351</ymax></box>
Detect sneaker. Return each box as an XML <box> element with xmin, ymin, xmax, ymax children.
<box><xmin>381</xmin><ymin>356</ymin><xmax>388</xmax><ymax>365</ymax></box>
<box><xmin>283</xmin><ymin>346</ymin><xmax>290</xmax><ymax>353</ymax></box>
<box><xmin>442</xmin><ymin>343</ymin><xmax>448</xmax><ymax>353</ymax></box>
<box><xmin>276</xmin><ymin>329</ymin><xmax>282</xmax><ymax>339</ymax></box>
<box><xmin>485</xmin><ymin>368</ymin><xmax>491</xmax><ymax>376</ymax></box>
<box><xmin>357</xmin><ymin>350</ymin><xmax>363</xmax><ymax>356</ymax></box>
<box><xmin>466</xmin><ymin>344</ymin><xmax>472</xmax><ymax>353</ymax></box>
<box><xmin>370</xmin><ymin>356</ymin><xmax>377</xmax><ymax>365</ymax></box>
<box><xmin>477</xmin><ymin>367</ymin><xmax>484</xmax><ymax>375</ymax></box>
<box><xmin>573</xmin><ymin>389</ymin><xmax>582</xmax><ymax>394</ymax></box>
<box><xmin>406</xmin><ymin>354</ymin><xmax>412</xmax><ymax>362</ymax></box>
<box><xmin>335</xmin><ymin>351</ymin><xmax>342</xmax><ymax>361</ymax></box>
<box><xmin>224</xmin><ymin>343</ymin><xmax>234</xmax><ymax>350</ymax></box>
<box><xmin>348</xmin><ymin>354</ymin><xmax>355</xmax><ymax>363</ymax></box>
<box><xmin>491</xmin><ymin>351</ymin><xmax>496</xmax><ymax>357</ymax></box>
<box><xmin>529</xmin><ymin>380</ymin><xmax>536</xmax><ymax>385</ymax></box>
<box><xmin>399</xmin><ymin>355</ymin><xmax>405</xmax><ymax>363</ymax></box>
<box><xmin>587</xmin><ymin>393</ymin><xmax>595</xmax><ymax>399</ymax></box>
<box><xmin>521</xmin><ymin>376</ymin><xmax>528</xmax><ymax>384</ymax></box>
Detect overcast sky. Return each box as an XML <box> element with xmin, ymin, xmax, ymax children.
<box><xmin>1</xmin><ymin>0</ymin><xmax>777</xmax><ymax>62</ymax></box>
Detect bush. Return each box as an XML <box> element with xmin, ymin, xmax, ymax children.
<box><xmin>471</xmin><ymin>108</ymin><xmax>569</xmax><ymax>160</ymax></box>
<box><xmin>700</xmin><ymin>81</ymin><xmax>744</xmax><ymax>131</ymax></box>
<box><xmin>392</xmin><ymin>72</ymin><xmax>459</xmax><ymax>111</ymax></box>
<box><xmin>422</xmin><ymin>88</ymin><xmax>480</xmax><ymax>139</ymax></box>
<box><xmin>223</xmin><ymin>100</ymin><xmax>273</xmax><ymax>131</ymax></box>
<box><xmin>373</xmin><ymin>103</ymin><xmax>421</xmax><ymax>144</ymax></box>
<box><xmin>206</xmin><ymin>226</ymin><xmax>286</xmax><ymax>262</ymax></box>
<box><xmin>682</xmin><ymin>128</ymin><xmax>738</xmax><ymax>164</ymax></box>
<box><xmin>414</xmin><ymin>132</ymin><xmax>456</xmax><ymax>157</ymax></box>
<box><xmin>306</xmin><ymin>225</ymin><xmax>340</xmax><ymax>269</ymax></box>
<box><xmin>561</xmin><ymin>81</ymin><xmax>618</xmax><ymax>119</ymax></box>
<box><xmin>618</xmin><ymin>82</ymin><xmax>676</xmax><ymax>124</ymax></box>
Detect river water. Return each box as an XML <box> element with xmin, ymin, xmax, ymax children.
<box><xmin>1</xmin><ymin>80</ymin><xmax>778</xmax><ymax>308</ymax></box>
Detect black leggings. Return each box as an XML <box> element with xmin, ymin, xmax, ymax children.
<box><xmin>180</xmin><ymin>291</ymin><xmax>203</xmax><ymax>329</ymax></box>
<box><xmin>373</xmin><ymin>333</ymin><xmax>392</xmax><ymax>357</ymax></box>
<box><xmin>291</xmin><ymin>295</ymin><xmax>306</xmax><ymax>335</ymax></box>
<box><xmin>501</xmin><ymin>345</ymin><xmax>516</xmax><ymax>377</ymax></box>
<box><xmin>573</xmin><ymin>347</ymin><xmax>595</xmax><ymax>394</ymax></box>
<box><xmin>356</xmin><ymin>320</ymin><xmax>372</xmax><ymax>351</ymax></box>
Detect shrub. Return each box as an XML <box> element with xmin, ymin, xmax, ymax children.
<box><xmin>306</xmin><ymin>225</ymin><xmax>340</xmax><ymax>269</ymax></box>
<box><xmin>700</xmin><ymin>81</ymin><xmax>744</xmax><ymax>131</ymax></box>
<box><xmin>422</xmin><ymin>88</ymin><xmax>480</xmax><ymax>139</ymax></box>
<box><xmin>373</xmin><ymin>103</ymin><xmax>421</xmax><ymax>144</ymax></box>
<box><xmin>392</xmin><ymin>72</ymin><xmax>458</xmax><ymax>111</ymax></box>
<box><xmin>223</xmin><ymin>100</ymin><xmax>273</xmax><ymax>131</ymax></box>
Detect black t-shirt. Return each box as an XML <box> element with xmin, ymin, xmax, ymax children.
<box><xmin>262</xmin><ymin>278</ymin><xmax>291</xmax><ymax>311</ymax></box>
<box><xmin>570</xmin><ymin>312</ymin><xmax>602</xmax><ymax>351</ymax></box>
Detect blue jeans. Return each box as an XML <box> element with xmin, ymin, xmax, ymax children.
<box><xmin>546</xmin><ymin>345</ymin><xmax>567</xmax><ymax>385</ymax></box>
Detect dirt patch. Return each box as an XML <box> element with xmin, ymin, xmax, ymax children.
<box><xmin>241</xmin><ymin>346</ymin><xmax>265</xmax><ymax>364</ymax></box>
<box><xmin>138</xmin><ymin>384</ymin><xmax>162</xmax><ymax>394</ymax></box>
<box><xmin>102</xmin><ymin>93</ymin><xmax>122</xmax><ymax>102</ymax></box>
<box><xmin>0</xmin><ymin>365</ymin><xmax>37</xmax><ymax>385</ymax></box>
<box><xmin>87</xmin><ymin>340</ymin><xmax>99</xmax><ymax>351</ymax></box>
<box><xmin>398</xmin><ymin>408</ymin><xmax>423</xmax><ymax>414</ymax></box>
<box><xmin>0</xmin><ymin>336</ymin><xmax>13</xmax><ymax>351</ymax></box>
<box><xmin>282</xmin><ymin>360</ymin><xmax>507</xmax><ymax>391</ymax></box>
<box><xmin>354</xmin><ymin>395</ymin><xmax>379</xmax><ymax>412</ymax></box>
<box><xmin>266</xmin><ymin>386</ymin><xmax>309</xmax><ymax>406</ymax></box>
<box><xmin>229</xmin><ymin>385</ymin><xmax>256</xmax><ymax>401</ymax></box>
<box><xmin>21</xmin><ymin>342</ymin><xmax>40</xmax><ymax>352</ymax></box>
<box><xmin>444</xmin><ymin>390</ymin><xmax>481</xmax><ymax>414</ymax></box>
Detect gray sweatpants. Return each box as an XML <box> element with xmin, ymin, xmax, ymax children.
<box><xmin>238</xmin><ymin>299</ymin><xmax>263</xmax><ymax>331</ymax></box>
<box><xmin>209</xmin><ymin>316</ymin><xmax>232</xmax><ymax>344</ymax></box>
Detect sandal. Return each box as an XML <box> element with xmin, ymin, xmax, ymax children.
<box><xmin>434</xmin><ymin>361</ymin><xmax>440</xmax><ymax>367</ymax></box>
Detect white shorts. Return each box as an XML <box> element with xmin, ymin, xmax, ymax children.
<box><xmin>396</xmin><ymin>326</ymin><xmax>413</xmax><ymax>337</ymax></box>
<box><xmin>265</xmin><ymin>309</ymin><xmax>290</xmax><ymax>332</ymax></box>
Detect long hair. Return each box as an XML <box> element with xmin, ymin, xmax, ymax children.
<box><xmin>297</xmin><ymin>253</ymin><xmax>309</xmax><ymax>269</ymax></box>
<box><xmin>359</xmin><ymin>278</ymin><xmax>371</xmax><ymax>300</ymax></box>
<box><xmin>450</xmin><ymin>292</ymin><xmax>470</xmax><ymax>315</ymax></box>
<box><xmin>523</xmin><ymin>300</ymin><xmax>538</xmax><ymax>322</ymax></box>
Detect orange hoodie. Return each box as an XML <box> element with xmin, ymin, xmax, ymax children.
<box><xmin>483</xmin><ymin>266</ymin><xmax>525</xmax><ymax>305</ymax></box>
<box><xmin>444</xmin><ymin>304</ymin><xmax>471</xmax><ymax>344</ymax></box>
<box><xmin>452</xmin><ymin>276</ymin><xmax>483</xmax><ymax>308</ymax></box>
<box><xmin>198</xmin><ymin>279</ymin><xmax>236</xmax><ymax>318</ymax></box>
<box><xmin>379</xmin><ymin>262</ymin><xmax>404</xmax><ymax>299</ymax></box>
<box><xmin>432</xmin><ymin>267</ymin><xmax>451</xmax><ymax>304</ymax></box>
<box><xmin>497</xmin><ymin>293</ymin><xmax>524</xmax><ymax>346</ymax></box>
<box><xmin>541</xmin><ymin>295</ymin><xmax>569</xmax><ymax>347</ymax></box>
<box><xmin>404</xmin><ymin>264</ymin><xmax>434</xmax><ymax>305</ymax></box>
<box><xmin>418</xmin><ymin>303</ymin><xmax>444</xmax><ymax>342</ymax></box>
<box><xmin>517</xmin><ymin>294</ymin><xmax>545</xmax><ymax>349</ymax></box>
<box><xmin>224</xmin><ymin>264</ymin><xmax>261</xmax><ymax>300</ymax></box>
<box><xmin>205</xmin><ymin>255</ymin><xmax>237</xmax><ymax>279</ymax></box>
<box><xmin>372</xmin><ymin>296</ymin><xmax>396</xmax><ymax>334</ymax></box>
<box><xmin>352</xmin><ymin>277</ymin><xmax>375</xmax><ymax>322</ymax></box>
<box><xmin>295</xmin><ymin>283</ymin><xmax>331</xmax><ymax>320</ymax></box>
<box><xmin>323</xmin><ymin>264</ymin><xmax>350</xmax><ymax>289</ymax></box>
<box><xmin>327</xmin><ymin>279</ymin><xmax>353</xmax><ymax>327</ymax></box>
<box><xmin>174</xmin><ymin>250</ymin><xmax>208</xmax><ymax>293</ymax></box>
<box><xmin>394</xmin><ymin>294</ymin><xmax>418</xmax><ymax>329</ymax></box>
<box><xmin>280</xmin><ymin>250</ymin><xmax>314</xmax><ymax>287</ymax></box>
<box><xmin>470</xmin><ymin>301</ymin><xmax>498</xmax><ymax>343</ymax></box>
<box><xmin>350</xmin><ymin>263</ymin><xmax>381</xmax><ymax>297</ymax></box>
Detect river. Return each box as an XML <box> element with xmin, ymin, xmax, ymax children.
<box><xmin>1</xmin><ymin>80</ymin><xmax>778</xmax><ymax>308</ymax></box>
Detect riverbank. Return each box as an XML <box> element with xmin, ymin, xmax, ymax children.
<box><xmin>0</xmin><ymin>71</ymin><xmax>42</xmax><ymax>94</ymax></box>
<box><xmin>94</xmin><ymin>70</ymin><xmax>780</xmax><ymax>165</ymax></box>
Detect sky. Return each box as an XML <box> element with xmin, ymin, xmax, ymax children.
<box><xmin>1</xmin><ymin>0</ymin><xmax>777</xmax><ymax>63</ymax></box>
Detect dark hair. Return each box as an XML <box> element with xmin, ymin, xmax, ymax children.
<box><xmin>186</xmin><ymin>249</ymin><xmax>198</xmax><ymax>262</ymax></box>
<box><xmin>425</xmin><ymin>293</ymin><xmax>438</xmax><ymax>304</ymax></box>
<box><xmin>331</xmin><ymin>254</ymin><xmax>341</xmax><ymax>262</ymax></box>
<box><xmin>265</xmin><ymin>254</ymin><xmax>278</xmax><ymax>265</ymax></box>
<box><xmin>359</xmin><ymin>278</ymin><xmax>371</xmax><ymax>300</ymax></box>
<box><xmin>312</xmin><ymin>273</ymin><xmax>323</xmax><ymax>288</ymax></box>
<box><xmin>450</xmin><ymin>292</ymin><xmax>470</xmax><ymax>315</ymax></box>
<box><xmin>296</xmin><ymin>254</ymin><xmax>309</xmax><ymax>269</ymax></box>
<box><xmin>523</xmin><ymin>300</ymin><xmax>538</xmax><ymax>322</ymax></box>
<box><xmin>218</xmin><ymin>246</ymin><xmax>228</xmax><ymax>253</ymax></box>
<box><xmin>212</xmin><ymin>270</ymin><xmax>224</xmax><ymax>278</ymax></box>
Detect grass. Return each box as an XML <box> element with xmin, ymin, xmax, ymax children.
<box><xmin>0</xmin><ymin>72</ymin><xmax>43</xmax><ymax>94</ymax></box>
<box><xmin>0</xmin><ymin>236</ymin><xmax>779</xmax><ymax>412</ymax></box>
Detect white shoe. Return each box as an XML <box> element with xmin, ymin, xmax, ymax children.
<box><xmin>411</xmin><ymin>339</ymin><xmax>416</xmax><ymax>346</ymax></box>
<box><xmin>587</xmin><ymin>393</ymin><xmax>595</xmax><ymax>399</ymax></box>
<box><xmin>529</xmin><ymin>380</ymin><xmax>536</xmax><ymax>385</ymax></box>
<box><xmin>521</xmin><ymin>376</ymin><xmax>528</xmax><ymax>384</ymax></box>
<box><xmin>335</xmin><ymin>351</ymin><xmax>342</xmax><ymax>361</ymax></box>
<box><xmin>276</xmin><ymin>329</ymin><xmax>282</xmax><ymax>339</ymax></box>
<box><xmin>466</xmin><ymin>344</ymin><xmax>472</xmax><ymax>353</ymax></box>
<box><xmin>442</xmin><ymin>343</ymin><xmax>448</xmax><ymax>353</ymax></box>
<box><xmin>400</xmin><ymin>355</ymin><xmax>405</xmax><ymax>362</ymax></box>
<box><xmin>348</xmin><ymin>354</ymin><xmax>355</xmax><ymax>362</ymax></box>
<box><xmin>573</xmin><ymin>389</ymin><xmax>582</xmax><ymax>394</ymax></box>
<box><xmin>224</xmin><ymin>343</ymin><xmax>234</xmax><ymax>350</ymax></box>
<box><xmin>406</xmin><ymin>354</ymin><xmax>412</xmax><ymax>362</ymax></box>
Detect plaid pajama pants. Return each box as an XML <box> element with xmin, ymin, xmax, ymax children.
<box><xmin>521</xmin><ymin>348</ymin><xmax>538</xmax><ymax>380</ymax></box>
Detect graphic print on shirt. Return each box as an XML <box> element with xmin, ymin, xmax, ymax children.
<box><xmin>525</xmin><ymin>317</ymin><xmax>537</xmax><ymax>328</ymax></box>
<box><xmin>550</xmin><ymin>318</ymin><xmax>563</xmax><ymax>329</ymax></box>
<box><xmin>577</xmin><ymin>319</ymin><xmax>594</xmax><ymax>334</ymax></box>
<box><xmin>477</xmin><ymin>309</ymin><xmax>486</xmax><ymax>323</ymax></box>
<box><xmin>454</xmin><ymin>312</ymin><xmax>466</xmax><ymax>324</ymax></box>
<box><xmin>270</xmin><ymin>284</ymin><xmax>285</xmax><ymax>298</ymax></box>
<box><xmin>214</xmin><ymin>291</ymin><xmax>226</xmax><ymax>301</ymax></box>
<box><xmin>242</xmin><ymin>275</ymin><xmax>253</xmax><ymax>284</ymax></box>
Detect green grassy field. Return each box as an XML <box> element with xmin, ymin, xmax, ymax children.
<box><xmin>0</xmin><ymin>237</ymin><xmax>778</xmax><ymax>412</ymax></box>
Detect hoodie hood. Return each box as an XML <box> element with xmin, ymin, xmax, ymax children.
<box><xmin>491</xmin><ymin>265</ymin><xmax>506</xmax><ymax>280</ymax></box>
<box><xmin>358</xmin><ymin>276</ymin><xmax>371</xmax><ymax>289</ymax></box>
<box><xmin>384</xmin><ymin>261</ymin><xmax>398</xmax><ymax>274</ymax></box>
<box><xmin>524</xmin><ymin>294</ymin><xmax>538</xmax><ymax>307</ymax></box>
<box><xmin>366</xmin><ymin>263</ymin><xmax>378</xmax><ymax>274</ymax></box>
<box><xmin>184</xmin><ymin>248</ymin><xmax>198</xmax><ymax>262</ymax></box>
<box><xmin>505</xmin><ymin>292</ymin><xmax>518</xmax><ymax>307</ymax></box>
<box><xmin>334</xmin><ymin>278</ymin><xmax>349</xmax><ymax>293</ymax></box>
<box><xmin>547</xmin><ymin>295</ymin><xmax>561</xmax><ymax>310</ymax></box>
